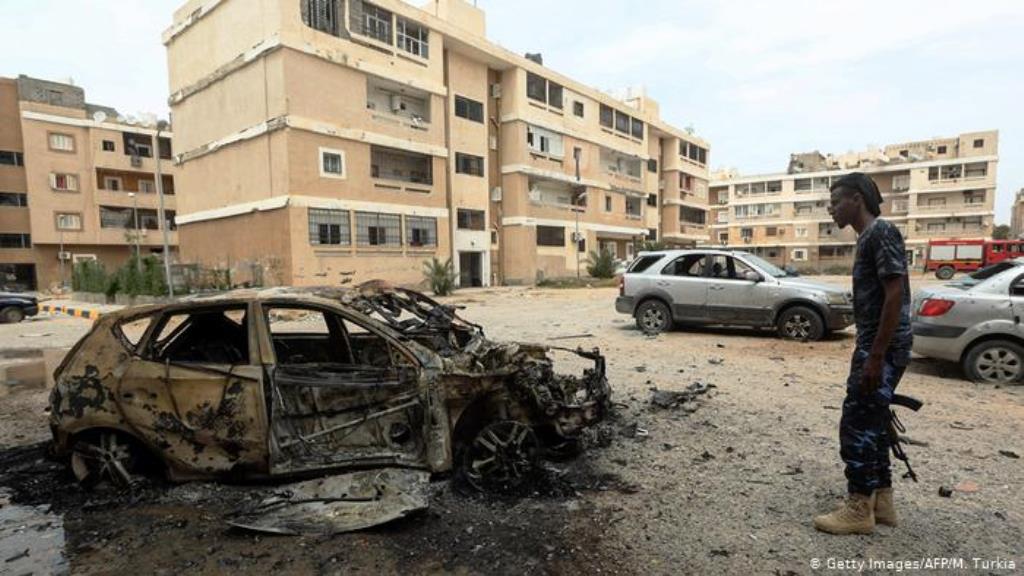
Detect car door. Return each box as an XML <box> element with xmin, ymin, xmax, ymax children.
<box><xmin>705</xmin><ymin>255</ymin><xmax>773</xmax><ymax>326</ymax></box>
<box><xmin>260</xmin><ymin>302</ymin><xmax>428</xmax><ymax>476</ymax></box>
<box><xmin>655</xmin><ymin>253</ymin><xmax>710</xmax><ymax>322</ymax></box>
<box><xmin>117</xmin><ymin>303</ymin><xmax>269</xmax><ymax>475</ymax></box>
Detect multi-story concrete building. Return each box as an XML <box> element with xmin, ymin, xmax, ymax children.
<box><xmin>1010</xmin><ymin>189</ymin><xmax>1024</xmax><ymax>239</ymax></box>
<box><xmin>0</xmin><ymin>76</ymin><xmax>179</xmax><ymax>291</ymax></box>
<box><xmin>163</xmin><ymin>0</ymin><xmax>709</xmax><ymax>287</ymax></box>
<box><xmin>709</xmin><ymin>131</ymin><xmax>998</xmax><ymax>271</ymax></box>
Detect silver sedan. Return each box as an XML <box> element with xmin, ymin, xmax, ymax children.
<box><xmin>913</xmin><ymin>263</ymin><xmax>1024</xmax><ymax>383</ymax></box>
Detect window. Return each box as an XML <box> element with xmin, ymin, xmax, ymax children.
<box><xmin>361</xmin><ymin>2</ymin><xmax>393</xmax><ymax>44</ymax></box>
<box><xmin>795</xmin><ymin>227</ymin><xmax>808</xmax><ymax>238</ymax></box>
<box><xmin>547</xmin><ymin>82</ymin><xmax>563</xmax><ymax>109</ymax></box>
<box><xmin>741</xmin><ymin>227</ymin><xmax>753</xmax><ymax>240</ymax></box>
<box><xmin>56</xmin><ymin>212</ymin><xmax>82</xmax><ymax>231</ymax></box>
<box><xmin>0</xmin><ymin>192</ymin><xmax>27</xmax><ymax>207</ymax></box>
<box><xmin>965</xmin><ymin>162</ymin><xmax>987</xmax><ymax>178</ymax></box>
<box><xmin>647</xmin><ymin>194</ymin><xmax>658</xmax><ymax>207</ymax></box>
<box><xmin>599</xmin><ymin>104</ymin><xmax>613</xmax><ymax>128</ymax></box>
<box><xmin>103</xmin><ymin>176</ymin><xmax>122</xmax><ymax>191</ymax></box>
<box><xmin>937</xmin><ymin>145</ymin><xmax>947</xmax><ymax>154</ymax></box>
<box><xmin>0</xmin><ymin>234</ymin><xmax>31</xmax><ymax>248</ymax></box>
<box><xmin>604</xmin><ymin>195</ymin><xmax>612</xmax><ymax>212</ymax></box>
<box><xmin>791</xmin><ymin>249</ymin><xmax>807</xmax><ymax>261</ymax></box>
<box><xmin>526</xmin><ymin>73</ymin><xmax>562</xmax><ymax>109</ymax></box>
<box><xmin>927</xmin><ymin>222</ymin><xmax>946</xmax><ymax>232</ymax></box>
<box><xmin>647</xmin><ymin>228</ymin><xmax>657</xmax><ymax>241</ymax></box>
<box><xmin>647</xmin><ymin>159</ymin><xmax>658</xmax><ymax>173</ymax></box>
<box><xmin>614</xmin><ymin>110</ymin><xmax>630</xmax><ymax>134</ymax></box>
<box><xmin>536</xmin><ymin>225</ymin><xmax>565</xmax><ymax>247</ymax></box>
<box><xmin>139</xmin><ymin>180</ymin><xmax>155</xmax><ymax>193</ymax></box>
<box><xmin>102</xmin><ymin>140</ymin><xmax>116</xmax><ymax>152</ymax></box>
<box><xmin>302</xmin><ymin>0</ymin><xmax>343</xmax><ymax>36</ymax></box>
<box><xmin>396</xmin><ymin>17</ymin><xmax>428</xmax><ymax>58</ymax></box>
<box><xmin>371</xmin><ymin>146</ymin><xmax>432</xmax><ymax>184</ymax></box>
<box><xmin>320</xmin><ymin>147</ymin><xmax>346</xmax><ymax>178</ymax></box>
<box><xmin>457</xmin><ymin>208</ymin><xmax>485</xmax><ymax>231</ymax></box>
<box><xmin>123</xmin><ymin>133</ymin><xmax>154</xmax><ymax>158</ymax></box>
<box><xmin>766</xmin><ymin>226</ymin><xmax>778</xmax><ymax>237</ymax></box>
<box><xmin>662</xmin><ymin>254</ymin><xmax>706</xmax><ymax>277</ymax></box>
<box><xmin>973</xmin><ymin>138</ymin><xmax>984</xmax><ymax>148</ymax></box>
<box><xmin>455</xmin><ymin>153</ymin><xmax>484</xmax><ymax>177</ymax></box>
<box><xmin>964</xmin><ymin>191</ymin><xmax>986</xmax><ymax>204</ymax></box>
<box><xmin>308</xmin><ymin>208</ymin><xmax>350</xmax><ymax>246</ymax></box>
<box><xmin>50</xmin><ymin>173</ymin><xmax>79</xmax><ymax>192</ymax></box>
<box><xmin>454</xmin><ymin>95</ymin><xmax>484</xmax><ymax>123</ymax></box>
<box><xmin>625</xmin><ymin>196</ymin><xmax>642</xmax><ymax>218</ymax></box>
<box><xmin>526</xmin><ymin>125</ymin><xmax>564</xmax><ymax>157</ymax></box>
<box><xmin>48</xmin><ymin>133</ymin><xmax>75</xmax><ymax>152</ymax></box>
<box><xmin>0</xmin><ymin>151</ymin><xmax>24</xmax><ymax>166</ymax></box>
<box><xmin>573</xmin><ymin>101</ymin><xmax>584</xmax><ymax>117</ymax></box>
<box><xmin>406</xmin><ymin>215</ymin><xmax>437</xmax><ymax>247</ymax></box>
<box><xmin>100</xmin><ymin>206</ymin><xmax>131</xmax><ymax>229</ymax></box>
<box><xmin>356</xmin><ymin>212</ymin><xmax>401</xmax><ymax>246</ymax></box>
<box><xmin>766</xmin><ymin>181</ymin><xmax>782</xmax><ymax>194</ymax></box>
<box><xmin>707</xmin><ymin>255</ymin><xmax>756</xmax><ymax>280</ymax></box>
<box><xmin>631</xmin><ymin>118</ymin><xmax>644</xmax><ymax>140</ymax></box>
<box><xmin>150</xmin><ymin>307</ymin><xmax>250</xmax><ymax>364</ymax></box>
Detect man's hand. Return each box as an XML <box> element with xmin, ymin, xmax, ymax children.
<box><xmin>861</xmin><ymin>352</ymin><xmax>883</xmax><ymax>395</ymax></box>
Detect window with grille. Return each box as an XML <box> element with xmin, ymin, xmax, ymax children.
<box><xmin>356</xmin><ymin>212</ymin><xmax>401</xmax><ymax>246</ymax></box>
<box><xmin>397</xmin><ymin>17</ymin><xmax>428</xmax><ymax>58</ymax></box>
<box><xmin>454</xmin><ymin>95</ymin><xmax>484</xmax><ymax>123</ymax></box>
<box><xmin>0</xmin><ymin>234</ymin><xmax>31</xmax><ymax>248</ymax></box>
<box><xmin>536</xmin><ymin>226</ymin><xmax>565</xmax><ymax>247</ymax></box>
<box><xmin>457</xmin><ymin>209</ymin><xmax>485</xmax><ymax>230</ymax></box>
<box><xmin>455</xmin><ymin>153</ymin><xmax>484</xmax><ymax>177</ymax></box>
<box><xmin>308</xmin><ymin>208</ymin><xmax>350</xmax><ymax>245</ymax></box>
<box><xmin>50</xmin><ymin>173</ymin><xmax>79</xmax><ymax>192</ymax></box>
<box><xmin>362</xmin><ymin>2</ymin><xmax>392</xmax><ymax>44</ymax></box>
<box><xmin>302</xmin><ymin>0</ymin><xmax>343</xmax><ymax>36</ymax></box>
<box><xmin>406</xmin><ymin>216</ymin><xmax>437</xmax><ymax>247</ymax></box>
<box><xmin>320</xmin><ymin>148</ymin><xmax>345</xmax><ymax>178</ymax></box>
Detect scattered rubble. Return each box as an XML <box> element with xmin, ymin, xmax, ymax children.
<box><xmin>649</xmin><ymin>382</ymin><xmax>715</xmax><ymax>409</ymax></box>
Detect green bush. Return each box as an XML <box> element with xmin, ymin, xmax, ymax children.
<box><xmin>823</xmin><ymin>265</ymin><xmax>851</xmax><ymax>276</ymax></box>
<box><xmin>75</xmin><ymin>256</ymin><xmax>169</xmax><ymax>297</ymax></box>
<box><xmin>586</xmin><ymin>249</ymin><xmax>616</xmax><ymax>279</ymax></box>
<box><xmin>72</xmin><ymin>260</ymin><xmax>108</xmax><ymax>293</ymax></box>
<box><xmin>423</xmin><ymin>257</ymin><xmax>457</xmax><ymax>296</ymax></box>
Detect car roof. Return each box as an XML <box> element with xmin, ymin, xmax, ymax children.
<box><xmin>636</xmin><ymin>249</ymin><xmax>753</xmax><ymax>259</ymax></box>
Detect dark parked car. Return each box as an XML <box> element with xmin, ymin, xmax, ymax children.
<box><xmin>0</xmin><ymin>293</ymin><xmax>39</xmax><ymax>323</ymax></box>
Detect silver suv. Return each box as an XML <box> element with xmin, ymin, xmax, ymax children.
<box><xmin>615</xmin><ymin>250</ymin><xmax>854</xmax><ymax>340</ymax></box>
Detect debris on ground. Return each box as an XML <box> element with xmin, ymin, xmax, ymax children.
<box><xmin>649</xmin><ymin>382</ymin><xmax>715</xmax><ymax>409</ymax></box>
<box><xmin>998</xmin><ymin>450</ymin><xmax>1019</xmax><ymax>459</ymax></box>
<box><xmin>954</xmin><ymin>480</ymin><xmax>980</xmax><ymax>494</ymax></box>
<box><xmin>950</xmin><ymin>421</ymin><xmax>975</xmax><ymax>430</ymax></box>
<box><xmin>938</xmin><ymin>486</ymin><xmax>954</xmax><ymax>498</ymax></box>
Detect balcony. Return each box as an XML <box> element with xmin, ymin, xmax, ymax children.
<box><xmin>679</xmin><ymin>224</ymin><xmax>707</xmax><ymax>236</ymax></box>
<box><xmin>366</xmin><ymin>76</ymin><xmax>431</xmax><ymax>133</ymax></box>
<box><xmin>913</xmin><ymin>201</ymin><xmax>987</xmax><ymax>214</ymax></box>
<box><xmin>915</xmin><ymin>225</ymin><xmax>986</xmax><ymax>238</ymax></box>
<box><xmin>370</xmin><ymin>146</ymin><xmax>433</xmax><ymax>193</ymax></box>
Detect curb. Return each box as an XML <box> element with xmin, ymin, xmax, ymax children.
<box><xmin>39</xmin><ymin>303</ymin><xmax>103</xmax><ymax>320</ymax></box>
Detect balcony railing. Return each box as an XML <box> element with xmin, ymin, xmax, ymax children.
<box><xmin>914</xmin><ymin>202</ymin><xmax>986</xmax><ymax>213</ymax></box>
<box><xmin>916</xmin><ymin>226</ymin><xmax>986</xmax><ymax>237</ymax></box>
<box><xmin>679</xmin><ymin>224</ymin><xmax>707</xmax><ymax>235</ymax></box>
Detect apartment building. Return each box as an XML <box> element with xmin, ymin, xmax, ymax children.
<box><xmin>0</xmin><ymin>76</ymin><xmax>178</xmax><ymax>291</ymax></box>
<box><xmin>163</xmin><ymin>0</ymin><xmax>709</xmax><ymax>287</ymax></box>
<box><xmin>1011</xmin><ymin>189</ymin><xmax>1024</xmax><ymax>239</ymax></box>
<box><xmin>709</xmin><ymin>131</ymin><xmax>998</xmax><ymax>271</ymax></box>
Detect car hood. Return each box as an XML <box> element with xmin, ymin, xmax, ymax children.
<box><xmin>774</xmin><ymin>277</ymin><xmax>848</xmax><ymax>295</ymax></box>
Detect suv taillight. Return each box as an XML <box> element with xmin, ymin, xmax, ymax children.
<box><xmin>919</xmin><ymin>298</ymin><xmax>955</xmax><ymax>317</ymax></box>
<box><xmin>618</xmin><ymin>275</ymin><xmax>625</xmax><ymax>297</ymax></box>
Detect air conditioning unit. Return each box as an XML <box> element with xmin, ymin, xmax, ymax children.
<box><xmin>490</xmin><ymin>186</ymin><xmax>502</xmax><ymax>202</ymax></box>
<box><xmin>571</xmin><ymin>231</ymin><xmax>584</xmax><ymax>242</ymax></box>
<box><xmin>130</xmin><ymin>156</ymin><xmax>142</xmax><ymax>167</ymax></box>
<box><xmin>390</xmin><ymin>94</ymin><xmax>403</xmax><ymax>113</ymax></box>
<box><xmin>490</xmin><ymin>83</ymin><xmax>502</xmax><ymax>99</ymax></box>
<box><xmin>57</xmin><ymin>251</ymin><xmax>72</xmax><ymax>261</ymax></box>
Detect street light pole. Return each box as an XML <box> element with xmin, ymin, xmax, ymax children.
<box><xmin>129</xmin><ymin>192</ymin><xmax>141</xmax><ymax>274</ymax></box>
<box><xmin>573</xmin><ymin>147</ymin><xmax>586</xmax><ymax>280</ymax></box>
<box><xmin>155</xmin><ymin>121</ymin><xmax>174</xmax><ymax>297</ymax></box>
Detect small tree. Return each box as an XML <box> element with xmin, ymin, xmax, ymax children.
<box><xmin>586</xmin><ymin>249</ymin><xmax>616</xmax><ymax>279</ymax></box>
<box><xmin>993</xmin><ymin>224</ymin><xmax>1011</xmax><ymax>240</ymax></box>
<box><xmin>423</xmin><ymin>257</ymin><xmax>457</xmax><ymax>296</ymax></box>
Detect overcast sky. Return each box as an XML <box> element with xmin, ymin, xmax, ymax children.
<box><xmin>2</xmin><ymin>0</ymin><xmax>1021</xmax><ymax>222</ymax></box>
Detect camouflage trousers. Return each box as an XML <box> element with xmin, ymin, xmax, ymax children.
<box><xmin>840</xmin><ymin>347</ymin><xmax>907</xmax><ymax>495</ymax></box>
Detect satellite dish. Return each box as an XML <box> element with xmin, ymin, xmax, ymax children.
<box><xmin>92</xmin><ymin>111</ymin><xmax>107</xmax><ymax>123</ymax></box>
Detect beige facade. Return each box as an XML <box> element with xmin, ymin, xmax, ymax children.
<box><xmin>709</xmin><ymin>131</ymin><xmax>998</xmax><ymax>271</ymax></box>
<box><xmin>1011</xmin><ymin>189</ymin><xmax>1024</xmax><ymax>239</ymax></box>
<box><xmin>164</xmin><ymin>0</ymin><xmax>709</xmax><ymax>287</ymax></box>
<box><xmin>0</xmin><ymin>76</ymin><xmax>179</xmax><ymax>290</ymax></box>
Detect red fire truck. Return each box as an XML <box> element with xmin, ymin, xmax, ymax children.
<box><xmin>925</xmin><ymin>239</ymin><xmax>1024</xmax><ymax>279</ymax></box>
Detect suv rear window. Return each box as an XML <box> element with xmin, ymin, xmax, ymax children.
<box><xmin>628</xmin><ymin>255</ymin><xmax>663</xmax><ymax>273</ymax></box>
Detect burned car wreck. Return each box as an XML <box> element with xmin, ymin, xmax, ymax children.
<box><xmin>48</xmin><ymin>283</ymin><xmax>610</xmax><ymax>510</ymax></box>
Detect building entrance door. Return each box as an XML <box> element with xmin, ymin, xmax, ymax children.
<box><xmin>459</xmin><ymin>252</ymin><xmax>483</xmax><ymax>287</ymax></box>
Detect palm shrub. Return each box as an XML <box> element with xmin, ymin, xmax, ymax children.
<box><xmin>423</xmin><ymin>257</ymin><xmax>457</xmax><ymax>296</ymax></box>
<box><xmin>586</xmin><ymin>249</ymin><xmax>616</xmax><ymax>279</ymax></box>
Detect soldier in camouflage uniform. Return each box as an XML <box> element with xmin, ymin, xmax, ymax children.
<box><xmin>814</xmin><ymin>172</ymin><xmax>913</xmax><ymax>535</ymax></box>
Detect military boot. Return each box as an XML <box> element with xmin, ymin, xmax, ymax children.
<box><xmin>813</xmin><ymin>492</ymin><xmax>876</xmax><ymax>535</ymax></box>
<box><xmin>874</xmin><ymin>487</ymin><xmax>897</xmax><ymax>527</ymax></box>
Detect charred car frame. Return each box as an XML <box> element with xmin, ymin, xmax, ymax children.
<box><xmin>48</xmin><ymin>283</ymin><xmax>610</xmax><ymax>492</ymax></box>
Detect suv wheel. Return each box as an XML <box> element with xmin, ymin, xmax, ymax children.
<box><xmin>0</xmin><ymin>306</ymin><xmax>25</xmax><ymax>324</ymax></box>
<box><xmin>636</xmin><ymin>300</ymin><xmax>672</xmax><ymax>334</ymax></box>
<box><xmin>935</xmin><ymin>266</ymin><xmax>956</xmax><ymax>280</ymax></box>
<box><xmin>964</xmin><ymin>340</ymin><xmax>1024</xmax><ymax>384</ymax></box>
<box><xmin>776</xmin><ymin>306</ymin><xmax>825</xmax><ymax>341</ymax></box>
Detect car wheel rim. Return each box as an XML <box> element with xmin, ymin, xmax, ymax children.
<box><xmin>641</xmin><ymin>308</ymin><xmax>665</xmax><ymax>331</ymax></box>
<box><xmin>784</xmin><ymin>314</ymin><xmax>812</xmax><ymax>339</ymax></box>
<box><xmin>464</xmin><ymin>421</ymin><xmax>539</xmax><ymax>492</ymax></box>
<box><xmin>71</xmin><ymin>432</ymin><xmax>135</xmax><ymax>488</ymax></box>
<box><xmin>975</xmin><ymin>347</ymin><xmax>1022</xmax><ymax>383</ymax></box>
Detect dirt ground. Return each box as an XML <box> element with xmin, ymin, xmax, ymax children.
<box><xmin>1</xmin><ymin>277</ymin><xmax>1022</xmax><ymax>575</ymax></box>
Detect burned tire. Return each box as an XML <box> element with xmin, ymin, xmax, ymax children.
<box><xmin>635</xmin><ymin>300</ymin><xmax>672</xmax><ymax>334</ymax></box>
<box><xmin>963</xmin><ymin>340</ymin><xmax>1024</xmax><ymax>384</ymax></box>
<box><xmin>935</xmin><ymin>266</ymin><xmax>956</xmax><ymax>280</ymax></box>
<box><xmin>70</xmin><ymin>430</ymin><xmax>146</xmax><ymax>489</ymax></box>
<box><xmin>776</xmin><ymin>306</ymin><xmax>825</xmax><ymax>341</ymax></box>
<box><xmin>0</xmin><ymin>306</ymin><xmax>25</xmax><ymax>324</ymax></box>
<box><xmin>459</xmin><ymin>420</ymin><xmax>540</xmax><ymax>493</ymax></box>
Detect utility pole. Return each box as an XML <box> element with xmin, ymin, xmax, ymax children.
<box><xmin>572</xmin><ymin>147</ymin><xmax>586</xmax><ymax>280</ymax></box>
<box><xmin>58</xmin><ymin>229</ymin><xmax>65</xmax><ymax>291</ymax></box>
<box><xmin>129</xmin><ymin>192</ymin><xmax>141</xmax><ymax>274</ymax></box>
<box><xmin>155</xmin><ymin>121</ymin><xmax>174</xmax><ymax>297</ymax></box>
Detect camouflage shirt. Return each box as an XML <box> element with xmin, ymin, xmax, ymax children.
<box><xmin>852</xmin><ymin>218</ymin><xmax>913</xmax><ymax>365</ymax></box>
